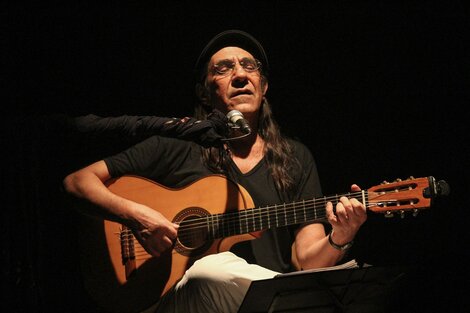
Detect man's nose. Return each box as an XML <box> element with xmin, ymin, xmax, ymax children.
<box><xmin>232</xmin><ymin>62</ymin><xmax>248</xmax><ymax>77</ymax></box>
<box><xmin>231</xmin><ymin>63</ymin><xmax>248</xmax><ymax>85</ymax></box>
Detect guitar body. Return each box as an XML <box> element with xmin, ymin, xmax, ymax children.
<box><xmin>79</xmin><ymin>175</ymin><xmax>256</xmax><ymax>313</ymax></box>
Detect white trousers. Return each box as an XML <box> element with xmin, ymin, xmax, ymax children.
<box><xmin>144</xmin><ymin>252</ymin><xmax>279</xmax><ymax>313</ymax></box>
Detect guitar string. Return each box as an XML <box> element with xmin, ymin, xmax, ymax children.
<box><xmin>118</xmin><ymin>198</ymin><xmax>329</xmax><ymax>255</ymax></box>
<box><xmin>175</xmin><ymin>191</ymin><xmax>366</xmax><ymax>231</ymax></box>
<box><xmin>119</xmin><ymin>190</ymin><xmax>411</xmax><ymax>259</ymax></box>
<box><xmin>120</xmin><ymin>197</ymin><xmax>394</xmax><ymax>245</ymax></box>
<box><xmin>173</xmin><ymin>200</ymin><xmax>399</xmax><ymax>243</ymax></box>
<box><xmin>119</xmin><ymin>191</ymin><xmax>408</xmax><ymax>253</ymax></box>
<box><xmin>119</xmin><ymin>199</ymin><xmax>329</xmax><ymax>244</ymax></box>
<box><xmin>120</xmin><ymin>199</ymin><xmax>384</xmax><ymax>261</ymax></box>
<box><xmin>176</xmin><ymin>192</ymin><xmax>406</xmax><ymax>235</ymax></box>
<box><xmin>120</xmin><ymin>190</ymin><xmax>402</xmax><ymax>241</ymax></box>
<box><xmin>118</xmin><ymin>198</ymin><xmax>326</xmax><ymax>241</ymax></box>
<box><xmin>121</xmin><ymin>200</ymin><xmax>385</xmax><ymax>259</ymax></box>
<box><xmin>119</xmin><ymin>200</ymin><xmax>387</xmax><ymax>250</ymax></box>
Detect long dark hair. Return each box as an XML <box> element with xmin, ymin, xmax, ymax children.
<box><xmin>194</xmin><ymin>76</ymin><xmax>299</xmax><ymax>195</ymax></box>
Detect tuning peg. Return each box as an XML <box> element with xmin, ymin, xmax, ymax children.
<box><xmin>408</xmin><ymin>176</ymin><xmax>415</xmax><ymax>180</ymax></box>
<box><xmin>384</xmin><ymin>211</ymin><xmax>394</xmax><ymax>218</ymax></box>
<box><xmin>399</xmin><ymin>210</ymin><xmax>405</xmax><ymax>219</ymax></box>
<box><xmin>412</xmin><ymin>209</ymin><xmax>419</xmax><ymax>217</ymax></box>
<box><xmin>382</xmin><ymin>180</ymin><xmax>389</xmax><ymax>184</ymax></box>
<box><xmin>395</xmin><ymin>178</ymin><xmax>402</xmax><ymax>182</ymax></box>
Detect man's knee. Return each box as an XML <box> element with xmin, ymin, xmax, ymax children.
<box><xmin>183</xmin><ymin>253</ymin><xmax>240</xmax><ymax>284</ymax></box>
<box><xmin>162</xmin><ymin>253</ymin><xmax>278</xmax><ymax>313</ymax></box>
<box><xmin>172</xmin><ymin>253</ymin><xmax>247</xmax><ymax>313</ymax></box>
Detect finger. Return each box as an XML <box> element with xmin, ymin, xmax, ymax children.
<box><xmin>326</xmin><ymin>201</ymin><xmax>337</xmax><ymax>223</ymax></box>
<box><xmin>148</xmin><ymin>236</ymin><xmax>167</xmax><ymax>255</ymax></box>
<box><xmin>160</xmin><ymin>236</ymin><xmax>174</xmax><ymax>249</ymax></box>
<box><xmin>335</xmin><ymin>201</ymin><xmax>350</xmax><ymax>221</ymax></box>
<box><xmin>341</xmin><ymin>195</ymin><xmax>367</xmax><ymax>219</ymax></box>
<box><xmin>339</xmin><ymin>196</ymin><xmax>355</xmax><ymax>219</ymax></box>
<box><xmin>350</xmin><ymin>197</ymin><xmax>366</xmax><ymax>211</ymax></box>
<box><xmin>146</xmin><ymin>245</ymin><xmax>161</xmax><ymax>258</ymax></box>
<box><xmin>166</xmin><ymin>224</ymin><xmax>179</xmax><ymax>240</ymax></box>
<box><xmin>137</xmin><ymin>229</ymin><xmax>152</xmax><ymax>241</ymax></box>
<box><xmin>351</xmin><ymin>184</ymin><xmax>361</xmax><ymax>192</ymax></box>
<box><xmin>339</xmin><ymin>196</ymin><xmax>353</xmax><ymax>211</ymax></box>
<box><xmin>344</xmin><ymin>198</ymin><xmax>365</xmax><ymax>218</ymax></box>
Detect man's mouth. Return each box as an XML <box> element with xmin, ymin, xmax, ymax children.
<box><xmin>231</xmin><ymin>90</ymin><xmax>253</xmax><ymax>97</ymax></box>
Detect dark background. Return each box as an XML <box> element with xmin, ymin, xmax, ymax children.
<box><xmin>3</xmin><ymin>1</ymin><xmax>469</xmax><ymax>312</ymax></box>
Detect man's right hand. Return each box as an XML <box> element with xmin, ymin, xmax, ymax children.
<box><xmin>131</xmin><ymin>204</ymin><xmax>179</xmax><ymax>258</ymax></box>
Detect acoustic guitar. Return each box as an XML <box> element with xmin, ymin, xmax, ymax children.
<box><xmin>77</xmin><ymin>175</ymin><xmax>448</xmax><ymax>313</ymax></box>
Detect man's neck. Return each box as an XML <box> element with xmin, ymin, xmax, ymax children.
<box><xmin>229</xmin><ymin>132</ymin><xmax>263</xmax><ymax>156</ymax></box>
<box><xmin>228</xmin><ymin>133</ymin><xmax>265</xmax><ymax>174</ymax></box>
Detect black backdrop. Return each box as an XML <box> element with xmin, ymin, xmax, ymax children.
<box><xmin>3</xmin><ymin>1</ymin><xmax>469</xmax><ymax>312</ymax></box>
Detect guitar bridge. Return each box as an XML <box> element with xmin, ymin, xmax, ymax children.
<box><xmin>120</xmin><ymin>227</ymin><xmax>137</xmax><ymax>278</ymax></box>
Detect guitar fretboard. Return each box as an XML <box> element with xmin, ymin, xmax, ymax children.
<box><xmin>190</xmin><ymin>191</ymin><xmax>369</xmax><ymax>239</ymax></box>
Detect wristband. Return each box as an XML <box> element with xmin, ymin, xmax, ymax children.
<box><xmin>328</xmin><ymin>230</ymin><xmax>354</xmax><ymax>251</ymax></box>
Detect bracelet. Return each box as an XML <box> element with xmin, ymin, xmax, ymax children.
<box><xmin>328</xmin><ymin>230</ymin><xmax>354</xmax><ymax>251</ymax></box>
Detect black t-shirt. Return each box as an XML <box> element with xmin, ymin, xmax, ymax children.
<box><xmin>104</xmin><ymin>135</ymin><xmax>322</xmax><ymax>273</ymax></box>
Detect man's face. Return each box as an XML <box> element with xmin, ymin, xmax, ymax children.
<box><xmin>206</xmin><ymin>47</ymin><xmax>268</xmax><ymax>118</ymax></box>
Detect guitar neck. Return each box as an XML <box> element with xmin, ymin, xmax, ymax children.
<box><xmin>199</xmin><ymin>190</ymin><xmax>368</xmax><ymax>239</ymax></box>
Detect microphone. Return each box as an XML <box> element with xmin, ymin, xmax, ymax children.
<box><xmin>226</xmin><ymin>110</ymin><xmax>251</xmax><ymax>134</ymax></box>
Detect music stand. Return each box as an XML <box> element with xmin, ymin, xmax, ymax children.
<box><xmin>238</xmin><ymin>264</ymin><xmax>406</xmax><ymax>313</ymax></box>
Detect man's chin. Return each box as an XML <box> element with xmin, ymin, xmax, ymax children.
<box><xmin>229</xmin><ymin>99</ymin><xmax>260</xmax><ymax>110</ymax></box>
<box><xmin>228</xmin><ymin>104</ymin><xmax>256</xmax><ymax>114</ymax></box>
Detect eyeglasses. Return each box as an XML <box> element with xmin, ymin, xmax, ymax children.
<box><xmin>211</xmin><ymin>57</ymin><xmax>262</xmax><ymax>76</ymax></box>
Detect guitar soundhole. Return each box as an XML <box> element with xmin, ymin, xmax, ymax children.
<box><xmin>173</xmin><ymin>207</ymin><xmax>212</xmax><ymax>257</ymax></box>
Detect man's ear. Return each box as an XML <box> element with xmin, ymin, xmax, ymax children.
<box><xmin>262</xmin><ymin>80</ymin><xmax>269</xmax><ymax>95</ymax></box>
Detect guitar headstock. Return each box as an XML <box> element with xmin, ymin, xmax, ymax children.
<box><xmin>367</xmin><ymin>176</ymin><xmax>449</xmax><ymax>218</ymax></box>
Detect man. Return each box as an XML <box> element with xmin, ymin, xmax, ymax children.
<box><xmin>63</xmin><ymin>30</ymin><xmax>367</xmax><ymax>313</ymax></box>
